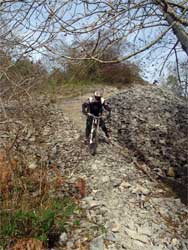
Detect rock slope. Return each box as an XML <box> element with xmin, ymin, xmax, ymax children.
<box><xmin>107</xmin><ymin>85</ymin><xmax>188</xmax><ymax>203</ymax></box>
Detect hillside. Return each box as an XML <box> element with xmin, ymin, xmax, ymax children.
<box><xmin>0</xmin><ymin>84</ymin><xmax>188</xmax><ymax>250</ymax></box>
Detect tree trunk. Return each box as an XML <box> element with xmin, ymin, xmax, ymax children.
<box><xmin>155</xmin><ymin>0</ymin><xmax>188</xmax><ymax>57</ymax></box>
<box><xmin>165</xmin><ymin>13</ymin><xmax>188</xmax><ymax>56</ymax></box>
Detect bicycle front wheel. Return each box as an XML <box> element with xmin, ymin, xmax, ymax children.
<box><xmin>89</xmin><ymin>142</ymin><xmax>97</xmax><ymax>155</ymax></box>
<box><xmin>89</xmin><ymin>129</ymin><xmax>97</xmax><ymax>155</ymax></box>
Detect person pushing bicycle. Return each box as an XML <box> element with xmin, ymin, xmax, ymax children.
<box><xmin>82</xmin><ymin>90</ymin><xmax>111</xmax><ymax>143</ymax></box>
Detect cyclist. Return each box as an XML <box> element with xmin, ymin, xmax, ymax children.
<box><xmin>82</xmin><ymin>90</ymin><xmax>111</xmax><ymax>143</ymax></box>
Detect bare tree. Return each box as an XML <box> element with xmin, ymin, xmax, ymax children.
<box><xmin>175</xmin><ymin>60</ymin><xmax>188</xmax><ymax>98</ymax></box>
<box><xmin>0</xmin><ymin>1</ymin><xmax>188</xmax><ymax>70</ymax></box>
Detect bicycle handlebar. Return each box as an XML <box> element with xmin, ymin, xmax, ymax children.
<box><xmin>87</xmin><ymin>113</ymin><xmax>102</xmax><ymax>119</ymax></box>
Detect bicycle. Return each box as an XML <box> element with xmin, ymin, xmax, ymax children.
<box><xmin>87</xmin><ymin>113</ymin><xmax>102</xmax><ymax>155</ymax></box>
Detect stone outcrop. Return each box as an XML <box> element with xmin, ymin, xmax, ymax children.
<box><xmin>107</xmin><ymin>85</ymin><xmax>188</xmax><ymax>203</ymax></box>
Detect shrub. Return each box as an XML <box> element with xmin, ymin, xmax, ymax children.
<box><xmin>0</xmin><ymin>151</ymin><xmax>82</xmax><ymax>249</ymax></box>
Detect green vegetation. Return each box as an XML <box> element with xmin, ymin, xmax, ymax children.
<box><xmin>0</xmin><ymin>44</ymin><xmax>144</xmax><ymax>99</ymax></box>
<box><xmin>51</xmin><ymin>41</ymin><xmax>144</xmax><ymax>94</ymax></box>
<box><xmin>0</xmin><ymin>197</ymin><xmax>79</xmax><ymax>249</ymax></box>
<box><xmin>0</xmin><ymin>150</ymin><xmax>82</xmax><ymax>249</ymax></box>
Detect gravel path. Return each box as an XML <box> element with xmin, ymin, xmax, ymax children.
<box><xmin>59</xmin><ymin>88</ymin><xmax>188</xmax><ymax>250</ymax></box>
<box><xmin>75</xmin><ymin>142</ymin><xmax>188</xmax><ymax>250</ymax></box>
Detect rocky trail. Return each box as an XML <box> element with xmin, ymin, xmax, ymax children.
<box><xmin>56</xmin><ymin>86</ymin><xmax>188</xmax><ymax>250</ymax></box>
<box><xmin>2</xmin><ymin>85</ymin><xmax>187</xmax><ymax>249</ymax></box>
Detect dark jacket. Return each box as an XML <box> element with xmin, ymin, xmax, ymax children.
<box><xmin>82</xmin><ymin>96</ymin><xmax>111</xmax><ymax>116</ymax></box>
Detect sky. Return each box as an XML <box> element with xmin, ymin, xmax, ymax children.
<box><xmin>1</xmin><ymin>0</ymin><xmax>187</xmax><ymax>84</ymax></box>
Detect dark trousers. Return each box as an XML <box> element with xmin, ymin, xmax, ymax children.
<box><xmin>86</xmin><ymin>116</ymin><xmax>109</xmax><ymax>138</ymax></box>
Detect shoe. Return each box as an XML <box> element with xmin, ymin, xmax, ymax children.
<box><xmin>84</xmin><ymin>138</ymin><xmax>89</xmax><ymax>144</ymax></box>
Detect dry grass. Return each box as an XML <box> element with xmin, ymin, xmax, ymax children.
<box><xmin>0</xmin><ymin>148</ymin><xmax>84</xmax><ymax>249</ymax></box>
<box><xmin>12</xmin><ymin>238</ymin><xmax>44</xmax><ymax>250</ymax></box>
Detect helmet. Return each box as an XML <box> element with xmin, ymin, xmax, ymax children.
<box><xmin>94</xmin><ymin>90</ymin><xmax>103</xmax><ymax>101</ymax></box>
<box><xmin>94</xmin><ymin>90</ymin><xmax>102</xmax><ymax>97</ymax></box>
